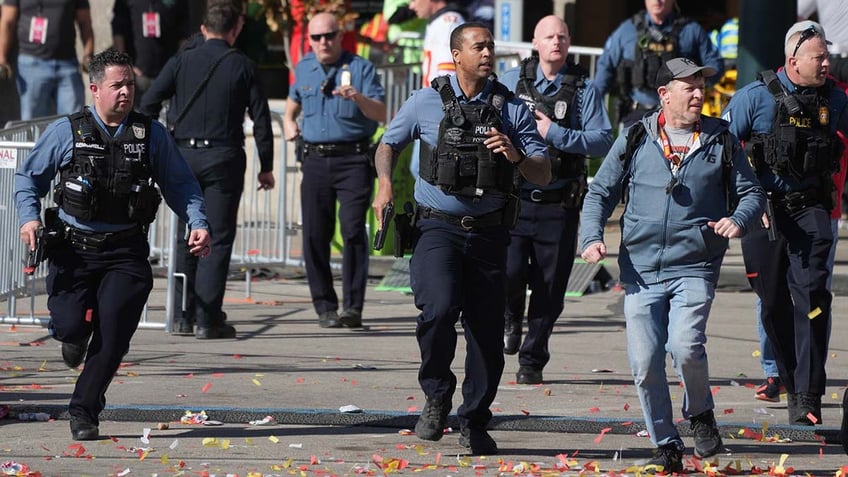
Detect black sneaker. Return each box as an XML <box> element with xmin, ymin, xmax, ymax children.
<box><xmin>459</xmin><ymin>425</ymin><xmax>498</xmax><ymax>455</ymax></box>
<box><xmin>503</xmin><ymin>316</ymin><xmax>521</xmax><ymax>355</ymax></box>
<box><xmin>644</xmin><ymin>442</ymin><xmax>684</xmax><ymax>474</ymax></box>
<box><xmin>318</xmin><ymin>311</ymin><xmax>342</xmax><ymax>328</ymax></box>
<box><xmin>840</xmin><ymin>388</ymin><xmax>848</xmax><ymax>455</ymax></box>
<box><xmin>414</xmin><ymin>397</ymin><xmax>451</xmax><ymax>441</ymax></box>
<box><xmin>61</xmin><ymin>337</ymin><xmax>89</xmax><ymax>368</ymax></box>
<box><xmin>172</xmin><ymin>319</ymin><xmax>194</xmax><ymax>336</ymax></box>
<box><xmin>339</xmin><ymin>309</ymin><xmax>363</xmax><ymax>328</ymax></box>
<box><xmin>70</xmin><ymin>416</ymin><xmax>100</xmax><ymax>441</ymax></box>
<box><xmin>195</xmin><ymin>324</ymin><xmax>236</xmax><ymax>339</ymax></box>
<box><xmin>690</xmin><ymin>410</ymin><xmax>722</xmax><ymax>458</ymax></box>
<box><xmin>794</xmin><ymin>392</ymin><xmax>822</xmax><ymax>425</ymax></box>
<box><xmin>754</xmin><ymin>377</ymin><xmax>785</xmax><ymax>402</ymax></box>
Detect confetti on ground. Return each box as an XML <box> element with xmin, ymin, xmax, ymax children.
<box><xmin>201</xmin><ymin>382</ymin><xmax>212</xmax><ymax>393</ymax></box>
<box><xmin>180</xmin><ymin>411</ymin><xmax>208</xmax><ymax>424</ymax></box>
<box><xmin>248</xmin><ymin>415</ymin><xmax>276</xmax><ymax>426</ymax></box>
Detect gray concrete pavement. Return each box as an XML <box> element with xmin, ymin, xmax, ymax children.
<box><xmin>1</xmin><ymin>224</ymin><xmax>847</xmax><ymax>475</ymax></box>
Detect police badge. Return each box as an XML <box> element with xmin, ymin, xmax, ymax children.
<box><xmin>554</xmin><ymin>101</ymin><xmax>568</xmax><ymax>120</ymax></box>
<box><xmin>132</xmin><ymin>123</ymin><xmax>146</xmax><ymax>139</ymax></box>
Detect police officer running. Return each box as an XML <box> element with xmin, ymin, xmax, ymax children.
<box><xmin>581</xmin><ymin>57</ymin><xmax>764</xmax><ymax>472</ymax></box>
<box><xmin>141</xmin><ymin>0</ymin><xmax>276</xmax><ymax>339</ymax></box>
<box><xmin>722</xmin><ymin>21</ymin><xmax>848</xmax><ymax>426</ymax></box>
<box><xmin>372</xmin><ymin>23</ymin><xmax>549</xmax><ymax>455</ymax></box>
<box><xmin>498</xmin><ymin>15</ymin><xmax>613</xmax><ymax>385</ymax></box>
<box><xmin>594</xmin><ymin>0</ymin><xmax>723</xmax><ymax>127</ymax></box>
<box><xmin>284</xmin><ymin>12</ymin><xmax>386</xmax><ymax>329</ymax></box>
<box><xmin>14</xmin><ymin>48</ymin><xmax>210</xmax><ymax>441</ymax></box>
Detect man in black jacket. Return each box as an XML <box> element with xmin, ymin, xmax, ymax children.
<box><xmin>140</xmin><ymin>0</ymin><xmax>275</xmax><ymax>339</ymax></box>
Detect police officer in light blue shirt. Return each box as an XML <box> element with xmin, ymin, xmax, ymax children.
<box><xmin>594</xmin><ymin>0</ymin><xmax>723</xmax><ymax>127</ymax></box>
<box><xmin>284</xmin><ymin>12</ymin><xmax>386</xmax><ymax>330</ymax></box>
<box><xmin>14</xmin><ymin>49</ymin><xmax>209</xmax><ymax>441</ymax></box>
<box><xmin>372</xmin><ymin>23</ymin><xmax>549</xmax><ymax>456</ymax></box>
<box><xmin>497</xmin><ymin>15</ymin><xmax>613</xmax><ymax>385</ymax></box>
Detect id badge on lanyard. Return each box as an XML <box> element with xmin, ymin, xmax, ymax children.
<box><xmin>142</xmin><ymin>11</ymin><xmax>161</xmax><ymax>38</ymax></box>
<box><xmin>28</xmin><ymin>16</ymin><xmax>48</xmax><ymax>44</ymax></box>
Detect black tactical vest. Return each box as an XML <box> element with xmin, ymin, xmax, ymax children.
<box><xmin>419</xmin><ymin>76</ymin><xmax>517</xmax><ymax>198</ymax></box>
<box><xmin>515</xmin><ymin>56</ymin><xmax>587</xmax><ymax>180</ymax></box>
<box><xmin>747</xmin><ymin>71</ymin><xmax>841</xmax><ymax>184</ymax></box>
<box><xmin>617</xmin><ymin>13</ymin><xmax>688</xmax><ymax>92</ymax></box>
<box><xmin>55</xmin><ymin>108</ymin><xmax>159</xmax><ymax>224</ymax></box>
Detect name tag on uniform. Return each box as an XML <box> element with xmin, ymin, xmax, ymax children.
<box><xmin>28</xmin><ymin>16</ymin><xmax>48</xmax><ymax>44</ymax></box>
<box><xmin>142</xmin><ymin>12</ymin><xmax>161</xmax><ymax>38</ymax></box>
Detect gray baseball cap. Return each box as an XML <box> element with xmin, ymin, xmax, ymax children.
<box><xmin>655</xmin><ymin>57</ymin><xmax>716</xmax><ymax>86</ymax></box>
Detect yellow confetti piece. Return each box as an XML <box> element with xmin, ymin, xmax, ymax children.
<box><xmin>202</xmin><ymin>437</ymin><xmax>218</xmax><ymax>447</ymax></box>
<box><xmin>282</xmin><ymin>457</ymin><xmax>294</xmax><ymax>468</ymax></box>
<box><xmin>161</xmin><ymin>454</ymin><xmax>169</xmax><ymax>464</ymax></box>
<box><xmin>255</xmin><ymin>373</ymin><xmax>264</xmax><ymax>377</ymax></box>
<box><xmin>221</xmin><ymin>439</ymin><xmax>231</xmax><ymax>450</ymax></box>
<box><xmin>834</xmin><ymin>392</ymin><xmax>839</xmax><ymax>400</ymax></box>
<box><xmin>252</xmin><ymin>378</ymin><xmax>262</xmax><ymax>386</ymax></box>
<box><xmin>752</xmin><ymin>349</ymin><xmax>761</xmax><ymax>357</ymax></box>
<box><xmin>808</xmin><ymin>307</ymin><xmax>822</xmax><ymax>319</ymax></box>
<box><xmin>268</xmin><ymin>435</ymin><xmax>279</xmax><ymax>443</ymax></box>
<box><xmin>38</xmin><ymin>360</ymin><xmax>48</xmax><ymax>371</ymax></box>
<box><xmin>245</xmin><ymin>437</ymin><xmax>253</xmax><ymax>444</ymax></box>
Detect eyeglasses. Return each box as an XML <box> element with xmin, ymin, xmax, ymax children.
<box><xmin>310</xmin><ymin>31</ymin><xmax>339</xmax><ymax>42</ymax></box>
<box><xmin>793</xmin><ymin>25</ymin><xmax>819</xmax><ymax>57</ymax></box>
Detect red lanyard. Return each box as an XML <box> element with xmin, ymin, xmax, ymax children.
<box><xmin>657</xmin><ymin>111</ymin><xmax>700</xmax><ymax>168</ymax></box>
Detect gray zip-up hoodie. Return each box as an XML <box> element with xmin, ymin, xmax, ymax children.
<box><xmin>580</xmin><ymin>111</ymin><xmax>765</xmax><ymax>286</ymax></box>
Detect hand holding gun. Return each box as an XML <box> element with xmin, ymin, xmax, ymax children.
<box><xmin>373</xmin><ymin>202</ymin><xmax>394</xmax><ymax>251</ymax></box>
<box><xmin>23</xmin><ymin>226</ymin><xmax>46</xmax><ymax>275</ymax></box>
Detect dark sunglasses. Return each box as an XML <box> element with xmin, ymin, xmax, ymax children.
<box><xmin>793</xmin><ymin>25</ymin><xmax>819</xmax><ymax>57</ymax></box>
<box><xmin>310</xmin><ymin>31</ymin><xmax>339</xmax><ymax>42</ymax></box>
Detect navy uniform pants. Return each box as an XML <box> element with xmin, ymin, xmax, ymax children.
<box><xmin>46</xmin><ymin>235</ymin><xmax>153</xmax><ymax>424</ymax></box>
<box><xmin>741</xmin><ymin>204</ymin><xmax>833</xmax><ymax>395</ymax></box>
<box><xmin>411</xmin><ymin>218</ymin><xmax>509</xmax><ymax>430</ymax></box>
<box><xmin>300</xmin><ymin>151</ymin><xmax>373</xmax><ymax>314</ymax></box>
<box><xmin>505</xmin><ymin>201</ymin><xmax>579</xmax><ymax>370</ymax></box>
<box><xmin>175</xmin><ymin>146</ymin><xmax>245</xmax><ymax>328</ymax></box>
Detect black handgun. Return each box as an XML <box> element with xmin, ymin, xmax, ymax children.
<box><xmin>764</xmin><ymin>197</ymin><xmax>777</xmax><ymax>242</ymax></box>
<box><xmin>23</xmin><ymin>226</ymin><xmax>46</xmax><ymax>275</ymax></box>
<box><xmin>373</xmin><ymin>202</ymin><xmax>394</xmax><ymax>251</ymax></box>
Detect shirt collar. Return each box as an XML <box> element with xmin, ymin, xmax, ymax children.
<box><xmin>449</xmin><ymin>74</ymin><xmax>493</xmax><ymax>102</ymax></box>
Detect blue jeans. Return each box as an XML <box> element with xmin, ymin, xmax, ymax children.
<box><xmin>16</xmin><ymin>54</ymin><xmax>84</xmax><ymax>120</ymax></box>
<box><xmin>624</xmin><ymin>277</ymin><xmax>716</xmax><ymax>447</ymax></box>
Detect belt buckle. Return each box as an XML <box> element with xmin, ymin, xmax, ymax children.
<box><xmin>188</xmin><ymin>138</ymin><xmax>196</xmax><ymax>148</ymax></box>
<box><xmin>530</xmin><ymin>189</ymin><xmax>543</xmax><ymax>203</ymax></box>
<box><xmin>460</xmin><ymin>216</ymin><xmax>475</xmax><ymax>231</ymax></box>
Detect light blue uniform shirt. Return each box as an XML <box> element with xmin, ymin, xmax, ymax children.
<box><xmin>381</xmin><ymin>74</ymin><xmax>548</xmax><ymax>216</ymax></box>
<box><xmin>14</xmin><ymin>107</ymin><xmax>209</xmax><ymax>232</ymax></box>
<box><xmin>500</xmin><ymin>62</ymin><xmax>613</xmax><ymax>191</ymax></box>
<box><xmin>594</xmin><ymin>11</ymin><xmax>724</xmax><ymax>108</ymax></box>
<box><xmin>722</xmin><ymin>69</ymin><xmax>848</xmax><ymax>193</ymax></box>
<box><xmin>290</xmin><ymin>50</ymin><xmax>386</xmax><ymax>143</ymax></box>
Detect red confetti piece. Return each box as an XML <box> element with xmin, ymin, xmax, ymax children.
<box><xmin>588</xmin><ymin>407</ymin><xmax>600</xmax><ymax>413</ymax></box>
<box><xmin>211</xmin><ymin>373</ymin><xmax>224</xmax><ymax>378</ymax></box>
<box><xmin>807</xmin><ymin>412</ymin><xmax>818</xmax><ymax>424</ymax></box>
<box><xmin>746</xmin><ymin>272</ymin><xmax>758</xmax><ymax>278</ymax></box>
<box><xmin>621</xmin><ymin>421</ymin><xmax>633</xmax><ymax>426</ymax></box>
<box><xmin>623</xmin><ymin>402</ymin><xmax>630</xmax><ymax>411</ymax></box>
<box><xmin>85</xmin><ymin>309</ymin><xmax>93</xmax><ymax>322</ymax></box>
<box><xmin>310</xmin><ymin>455</ymin><xmax>318</xmax><ymax>465</ymax></box>
<box><xmin>201</xmin><ymin>382</ymin><xmax>212</xmax><ymax>393</ymax></box>
<box><xmin>247</xmin><ymin>249</ymin><xmax>260</xmax><ymax>255</ymax></box>
<box><xmin>185</xmin><ymin>373</ymin><xmax>194</xmax><ymax>378</ymax></box>
<box><xmin>407</xmin><ymin>406</ymin><xmax>418</xmax><ymax>413</ymax></box>
<box><xmin>593</xmin><ymin>427</ymin><xmax>612</xmax><ymax>443</ymax></box>
<box><xmin>406</xmin><ymin>396</ymin><xmax>415</xmax><ymax>400</ymax></box>
<box><xmin>520</xmin><ymin>409</ymin><xmax>530</xmax><ymax>415</ymax></box>
<box><xmin>232</xmin><ymin>354</ymin><xmax>242</xmax><ymax>359</ymax></box>
<box><xmin>723</xmin><ymin>408</ymin><xmax>734</xmax><ymax>414</ymax></box>
<box><xmin>711</xmin><ymin>386</ymin><xmax>720</xmax><ymax>395</ymax></box>
<box><xmin>296</xmin><ymin>377</ymin><xmax>305</xmax><ymax>383</ymax></box>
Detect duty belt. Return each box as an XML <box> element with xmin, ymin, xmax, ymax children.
<box><xmin>416</xmin><ymin>206</ymin><xmax>503</xmax><ymax>231</ymax></box>
<box><xmin>63</xmin><ymin>224</ymin><xmax>143</xmax><ymax>251</ymax></box>
<box><xmin>521</xmin><ymin>188</ymin><xmax>565</xmax><ymax>204</ymax></box>
<box><xmin>303</xmin><ymin>140</ymin><xmax>370</xmax><ymax>157</ymax></box>
<box><xmin>175</xmin><ymin>138</ymin><xmax>242</xmax><ymax>149</ymax></box>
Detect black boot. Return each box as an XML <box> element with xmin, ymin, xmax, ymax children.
<box><xmin>503</xmin><ymin>316</ymin><xmax>522</xmax><ymax>355</ymax></box>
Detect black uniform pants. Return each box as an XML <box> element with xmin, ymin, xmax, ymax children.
<box><xmin>741</xmin><ymin>204</ymin><xmax>833</xmax><ymax>395</ymax></box>
<box><xmin>505</xmin><ymin>201</ymin><xmax>579</xmax><ymax>370</ymax></box>
<box><xmin>410</xmin><ymin>218</ymin><xmax>509</xmax><ymax>430</ymax></box>
<box><xmin>46</xmin><ymin>235</ymin><xmax>153</xmax><ymax>424</ymax></box>
<box><xmin>175</xmin><ymin>146</ymin><xmax>245</xmax><ymax>328</ymax></box>
<box><xmin>300</xmin><ymin>151</ymin><xmax>373</xmax><ymax>314</ymax></box>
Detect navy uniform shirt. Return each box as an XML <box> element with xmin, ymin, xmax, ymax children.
<box><xmin>594</xmin><ymin>11</ymin><xmax>724</xmax><ymax>109</ymax></box>
<box><xmin>500</xmin><ymin>62</ymin><xmax>613</xmax><ymax>191</ymax></box>
<box><xmin>381</xmin><ymin>74</ymin><xmax>548</xmax><ymax>216</ymax></box>
<box><xmin>14</xmin><ymin>107</ymin><xmax>209</xmax><ymax>233</ymax></box>
<box><xmin>289</xmin><ymin>50</ymin><xmax>386</xmax><ymax>144</ymax></box>
<box><xmin>139</xmin><ymin>38</ymin><xmax>274</xmax><ymax>173</ymax></box>
<box><xmin>722</xmin><ymin>69</ymin><xmax>848</xmax><ymax>193</ymax></box>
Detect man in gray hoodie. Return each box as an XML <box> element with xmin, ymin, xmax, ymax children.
<box><xmin>580</xmin><ymin>57</ymin><xmax>765</xmax><ymax>473</ymax></box>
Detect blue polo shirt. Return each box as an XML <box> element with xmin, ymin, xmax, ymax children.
<box><xmin>500</xmin><ymin>62</ymin><xmax>613</xmax><ymax>191</ymax></box>
<box><xmin>381</xmin><ymin>74</ymin><xmax>548</xmax><ymax>216</ymax></box>
<box><xmin>594</xmin><ymin>11</ymin><xmax>724</xmax><ymax>108</ymax></box>
<box><xmin>722</xmin><ymin>69</ymin><xmax>848</xmax><ymax>192</ymax></box>
<box><xmin>14</xmin><ymin>107</ymin><xmax>209</xmax><ymax>233</ymax></box>
<box><xmin>289</xmin><ymin>50</ymin><xmax>386</xmax><ymax>144</ymax></box>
